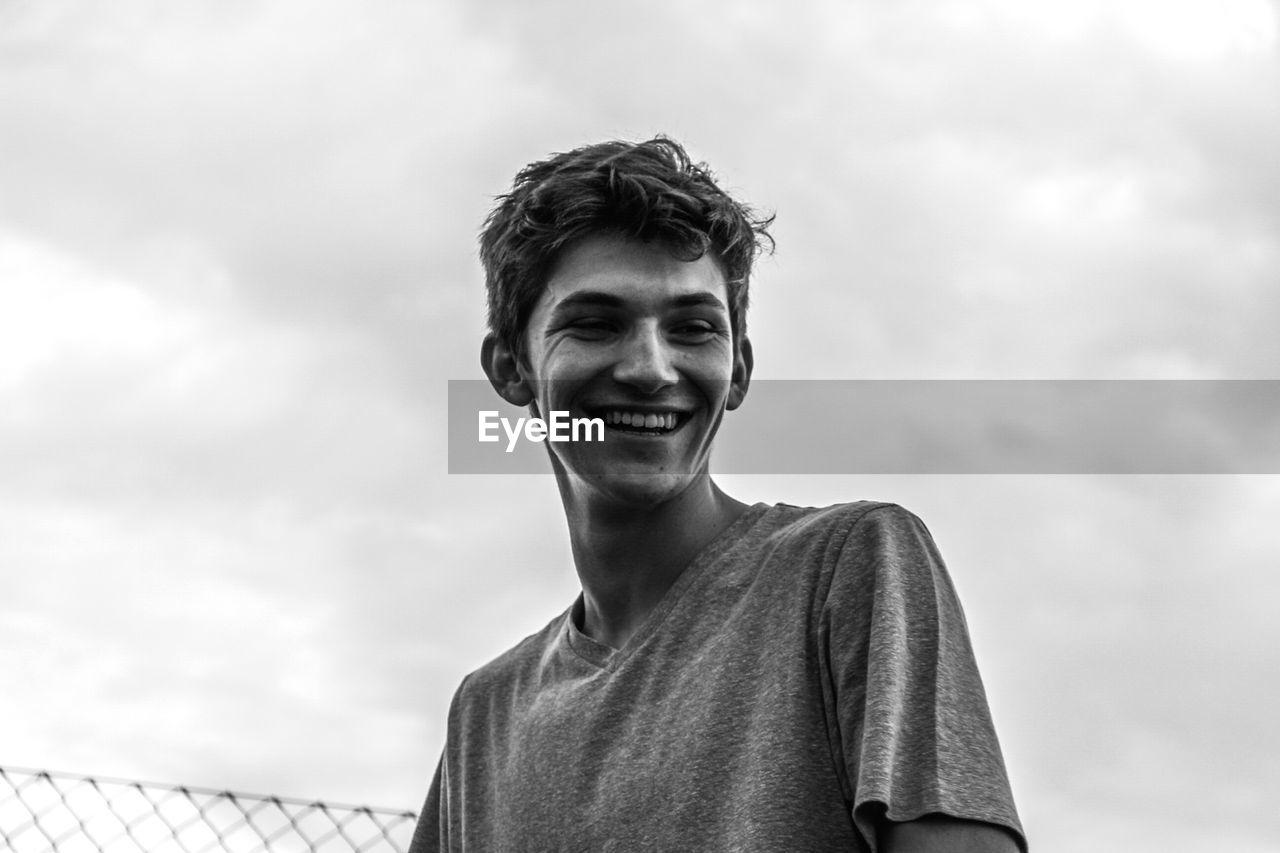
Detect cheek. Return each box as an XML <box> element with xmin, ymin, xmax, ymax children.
<box><xmin>527</xmin><ymin>335</ymin><xmax>590</xmax><ymax>377</ymax></box>
<box><xmin>528</xmin><ymin>341</ymin><xmax>610</xmax><ymax>407</ymax></box>
<box><xmin>680</xmin><ymin>349</ymin><xmax>737</xmax><ymax>397</ymax></box>
<box><xmin>681</xmin><ymin>338</ymin><xmax>735</xmax><ymax>370</ymax></box>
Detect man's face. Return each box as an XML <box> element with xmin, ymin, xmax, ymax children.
<box><xmin>516</xmin><ymin>233</ymin><xmax>750</xmax><ymax>509</ymax></box>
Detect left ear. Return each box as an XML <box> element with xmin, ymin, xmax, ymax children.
<box><xmin>726</xmin><ymin>336</ymin><xmax>753</xmax><ymax>411</ymax></box>
<box><xmin>480</xmin><ymin>333</ymin><xmax>535</xmax><ymax>407</ymax></box>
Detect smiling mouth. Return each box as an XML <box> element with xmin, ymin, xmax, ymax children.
<box><xmin>599</xmin><ymin>410</ymin><xmax>684</xmax><ymax>434</ymax></box>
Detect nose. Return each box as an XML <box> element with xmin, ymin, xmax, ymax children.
<box><xmin>612</xmin><ymin>322</ymin><xmax>678</xmax><ymax>394</ymax></box>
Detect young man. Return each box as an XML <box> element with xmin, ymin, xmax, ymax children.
<box><xmin>413</xmin><ymin>138</ymin><xmax>1026</xmax><ymax>852</ymax></box>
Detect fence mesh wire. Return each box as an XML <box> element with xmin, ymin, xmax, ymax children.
<box><xmin>0</xmin><ymin>767</ymin><xmax>417</xmax><ymax>853</ymax></box>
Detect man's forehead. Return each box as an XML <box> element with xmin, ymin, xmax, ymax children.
<box><xmin>540</xmin><ymin>235</ymin><xmax>729</xmax><ymax>308</ymax></box>
<box><xmin>546</xmin><ymin>289</ymin><xmax>728</xmax><ymax>313</ymax></box>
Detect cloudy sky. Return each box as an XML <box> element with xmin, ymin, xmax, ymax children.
<box><xmin>2</xmin><ymin>1</ymin><xmax>1278</xmax><ymax>850</ymax></box>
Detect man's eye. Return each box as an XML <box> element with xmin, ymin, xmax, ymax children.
<box><xmin>671</xmin><ymin>321</ymin><xmax>721</xmax><ymax>340</ymax></box>
<box><xmin>566</xmin><ymin>319</ymin><xmax>615</xmax><ymax>338</ymax></box>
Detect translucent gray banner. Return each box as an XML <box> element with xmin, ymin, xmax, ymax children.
<box><xmin>447</xmin><ymin>380</ymin><xmax>1280</xmax><ymax>474</ymax></box>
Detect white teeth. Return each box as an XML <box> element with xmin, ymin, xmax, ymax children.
<box><xmin>603</xmin><ymin>411</ymin><xmax>679</xmax><ymax>430</ymax></box>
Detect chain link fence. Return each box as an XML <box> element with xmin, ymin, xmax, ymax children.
<box><xmin>0</xmin><ymin>766</ymin><xmax>418</xmax><ymax>853</ymax></box>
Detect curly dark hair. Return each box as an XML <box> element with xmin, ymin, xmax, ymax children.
<box><xmin>479</xmin><ymin>136</ymin><xmax>774</xmax><ymax>359</ymax></box>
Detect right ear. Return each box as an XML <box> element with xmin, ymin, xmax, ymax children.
<box><xmin>481</xmin><ymin>334</ymin><xmax>534</xmax><ymax>406</ymax></box>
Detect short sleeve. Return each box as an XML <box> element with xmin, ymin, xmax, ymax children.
<box><xmin>819</xmin><ymin>505</ymin><xmax>1026</xmax><ymax>852</ymax></box>
<box><xmin>411</xmin><ymin>673</ymin><xmax>473</xmax><ymax>853</ymax></box>
<box><xmin>408</xmin><ymin>754</ymin><xmax>447</xmax><ymax>853</ymax></box>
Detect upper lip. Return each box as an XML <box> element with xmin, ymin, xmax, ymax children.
<box><xmin>584</xmin><ymin>402</ymin><xmax>693</xmax><ymax>416</ymax></box>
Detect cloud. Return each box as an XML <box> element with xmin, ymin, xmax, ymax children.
<box><xmin>1</xmin><ymin>2</ymin><xmax>1278</xmax><ymax>850</ymax></box>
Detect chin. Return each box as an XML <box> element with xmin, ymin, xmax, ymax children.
<box><xmin>576</xmin><ymin>470</ymin><xmax>701</xmax><ymax>510</ymax></box>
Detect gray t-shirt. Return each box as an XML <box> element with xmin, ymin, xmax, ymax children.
<box><xmin>411</xmin><ymin>502</ymin><xmax>1026</xmax><ymax>852</ymax></box>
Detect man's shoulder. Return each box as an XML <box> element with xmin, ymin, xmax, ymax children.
<box><xmin>760</xmin><ymin>499</ymin><xmax>917</xmax><ymax>541</ymax></box>
<box><xmin>452</xmin><ymin>607</ymin><xmax>569</xmax><ymax>707</ymax></box>
<box><xmin>702</xmin><ymin>500</ymin><xmax>918</xmax><ymax>595</ymax></box>
<box><xmin>751</xmin><ymin>500</ymin><xmax>938</xmax><ymax>590</ymax></box>
<box><xmin>793</xmin><ymin>500</ymin><xmax>943</xmax><ymax>564</ymax></box>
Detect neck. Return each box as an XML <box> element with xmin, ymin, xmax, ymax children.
<box><xmin>560</xmin><ymin>477</ymin><xmax>749</xmax><ymax>650</ymax></box>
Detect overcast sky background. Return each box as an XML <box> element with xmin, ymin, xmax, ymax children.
<box><xmin>2</xmin><ymin>1</ymin><xmax>1278</xmax><ymax>850</ymax></box>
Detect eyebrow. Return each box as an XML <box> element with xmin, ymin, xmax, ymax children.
<box><xmin>550</xmin><ymin>290</ymin><xmax>728</xmax><ymax>314</ymax></box>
